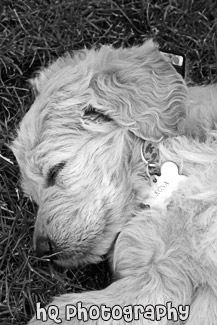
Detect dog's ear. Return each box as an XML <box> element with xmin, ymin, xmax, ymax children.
<box><xmin>91</xmin><ymin>40</ymin><xmax>188</xmax><ymax>141</ymax></box>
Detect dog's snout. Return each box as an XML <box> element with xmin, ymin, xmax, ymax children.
<box><xmin>34</xmin><ymin>236</ymin><xmax>53</xmax><ymax>257</ymax></box>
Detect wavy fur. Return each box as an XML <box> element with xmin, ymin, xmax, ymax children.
<box><xmin>28</xmin><ymin>133</ymin><xmax>217</xmax><ymax>324</ymax></box>
<box><xmin>11</xmin><ymin>40</ymin><xmax>217</xmax><ymax>324</ymax></box>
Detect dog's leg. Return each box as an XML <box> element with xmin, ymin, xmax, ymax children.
<box><xmin>185</xmin><ymin>285</ymin><xmax>217</xmax><ymax>325</ymax></box>
<box><xmin>183</xmin><ymin>84</ymin><xmax>217</xmax><ymax>138</ymax></box>
<box><xmin>28</xmin><ymin>274</ymin><xmax>187</xmax><ymax>325</ymax></box>
<box><xmin>28</xmin><ymin>215</ymin><xmax>193</xmax><ymax>325</ymax></box>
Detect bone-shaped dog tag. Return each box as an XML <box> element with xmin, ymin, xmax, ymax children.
<box><xmin>146</xmin><ymin>161</ymin><xmax>187</xmax><ymax>209</ymax></box>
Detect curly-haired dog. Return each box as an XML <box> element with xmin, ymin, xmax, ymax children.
<box><xmin>11</xmin><ymin>40</ymin><xmax>217</xmax><ymax>324</ymax></box>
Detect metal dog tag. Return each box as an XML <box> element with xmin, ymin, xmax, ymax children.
<box><xmin>146</xmin><ymin>161</ymin><xmax>187</xmax><ymax>209</ymax></box>
<box><xmin>160</xmin><ymin>50</ymin><xmax>186</xmax><ymax>78</ymax></box>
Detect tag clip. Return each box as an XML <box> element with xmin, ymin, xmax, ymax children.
<box><xmin>141</xmin><ymin>144</ymin><xmax>159</xmax><ymax>183</ymax></box>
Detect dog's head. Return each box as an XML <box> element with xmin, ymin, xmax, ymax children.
<box><xmin>12</xmin><ymin>40</ymin><xmax>188</xmax><ymax>267</ymax></box>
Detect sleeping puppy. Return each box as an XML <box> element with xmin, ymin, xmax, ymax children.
<box><xmin>11</xmin><ymin>39</ymin><xmax>217</xmax><ymax>324</ymax></box>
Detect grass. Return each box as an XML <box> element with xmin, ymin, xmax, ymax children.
<box><xmin>0</xmin><ymin>0</ymin><xmax>217</xmax><ymax>324</ymax></box>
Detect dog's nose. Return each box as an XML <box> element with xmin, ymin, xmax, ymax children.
<box><xmin>34</xmin><ymin>236</ymin><xmax>53</xmax><ymax>257</ymax></box>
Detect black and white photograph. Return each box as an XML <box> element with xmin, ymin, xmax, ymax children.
<box><xmin>1</xmin><ymin>0</ymin><xmax>217</xmax><ymax>324</ymax></box>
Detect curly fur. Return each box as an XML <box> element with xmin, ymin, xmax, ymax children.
<box><xmin>11</xmin><ymin>40</ymin><xmax>217</xmax><ymax>324</ymax></box>
<box><xmin>27</xmin><ymin>133</ymin><xmax>217</xmax><ymax>325</ymax></box>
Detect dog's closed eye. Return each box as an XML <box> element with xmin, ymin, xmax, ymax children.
<box><xmin>46</xmin><ymin>162</ymin><xmax>66</xmax><ymax>187</ymax></box>
<box><xmin>83</xmin><ymin>106</ymin><xmax>112</xmax><ymax>124</ymax></box>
